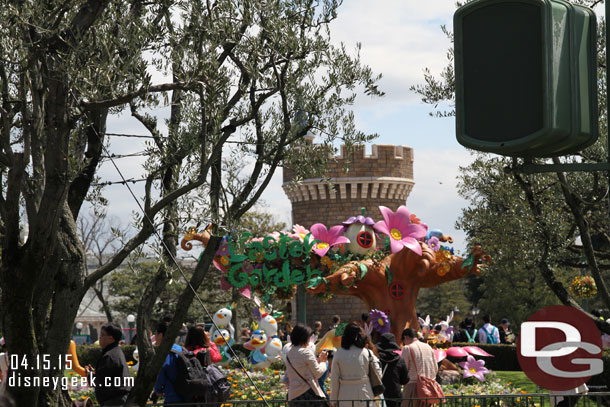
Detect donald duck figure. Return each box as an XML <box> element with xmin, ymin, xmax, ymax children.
<box><xmin>244</xmin><ymin>329</ymin><xmax>269</xmax><ymax>370</ymax></box>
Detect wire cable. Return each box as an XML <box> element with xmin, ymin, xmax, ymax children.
<box><xmin>78</xmin><ymin>99</ymin><xmax>273</xmax><ymax>406</ymax></box>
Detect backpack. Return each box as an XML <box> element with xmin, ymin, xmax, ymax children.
<box><xmin>485</xmin><ymin>326</ymin><xmax>498</xmax><ymax>344</ymax></box>
<box><xmin>464</xmin><ymin>329</ymin><xmax>475</xmax><ymax>343</ymax></box>
<box><xmin>170</xmin><ymin>349</ymin><xmax>231</xmax><ymax>404</ymax></box>
<box><xmin>170</xmin><ymin>349</ymin><xmax>211</xmax><ymax>402</ymax></box>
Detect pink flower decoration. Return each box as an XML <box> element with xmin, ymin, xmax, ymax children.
<box><xmin>446</xmin><ymin>347</ymin><xmax>469</xmax><ymax>358</ymax></box>
<box><xmin>373</xmin><ymin>206</ymin><xmax>427</xmax><ymax>255</ymax></box>
<box><xmin>462</xmin><ymin>346</ymin><xmax>494</xmax><ymax>357</ymax></box>
<box><xmin>310</xmin><ymin>223</ymin><xmax>350</xmax><ymax>257</ymax></box>
<box><xmin>433</xmin><ymin>349</ymin><xmax>447</xmax><ymax>363</ymax></box>
<box><xmin>292</xmin><ymin>224</ymin><xmax>310</xmax><ymax>242</ymax></box>
<box><xmin>458</xmin><ymin>355</ymin><xmax>490</xmax><ymax>382</ymax></box>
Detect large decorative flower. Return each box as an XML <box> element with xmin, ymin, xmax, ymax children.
<box><xmin>369</xmin><ymin>309</ymin><xmax>390</xmax><ymax>334</ymax></box>
<box><xmin>373</xmin><ymin>206</ymin><xmax>427</xmax><ymax>255</ymax></box>
<box><xmin>459</xmin><ymin>355</ymin><xmax>490</xmax><ymax>382</ymax></box>
<box><xmin>292</xmin><ymin>224</ymin><xmax>310</xmax><ymax>242</ymax></box>
<box><xmin>310</xmin><ymin>223</ymin><xmax>350</xmax><ymax>257</ymax></box>
<box><xmin>433</xmin><ymin>346</ymin><xmax>493</xmax><ymax>363</ymax></box>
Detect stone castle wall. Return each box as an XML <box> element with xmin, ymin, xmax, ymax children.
<box><xmin>282</xmin><ymin>142</ymin><xmax>415</xmax><ymax>329</ymax></box>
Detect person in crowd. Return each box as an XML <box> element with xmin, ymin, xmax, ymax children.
<box><xmin>330</xmin><ymin>322</ymin><xmax>381</xmax><ymax>407</ymax></box>
<box><xmin>285</xmin><ymin>323</ymin><xmax>328</xmax><ymax>407</ymax></box>
<box><xmin>313</xmin><ymin>321</ymin><xmax>322</xmax><ymax>340</ymax></box>
<box><xmin>184</xmin><ymin>324</ymin><xmax>222</xmax><ymax>365</ymax></box>
<box><xmin>499</xmin><ymin>318</ymin><xmax>514</xmax><ymax>344</ymax></box>
<box><xmin>328</xmin><ymin>315</ymin><xmax>341</xmax><ymax>333</ymax></box>
<box><xmin>401</xmin><ymin>328</ymin><xmax>438</xmax><ymax>407</ymax></box>
<box><xmin>85</xmin><ymin>323</ymin><xmax>131</xmax><ymax>406</ymax></box>
<box><xmin>376</xmin><ymin>333</ymin><xmax>409</xmax><ymax>407</ymax></box>
<box><xmin>153</xmin><ymin>320</ymin><xmax>184</xmax><ymax>405</ymax></box>
<box><xmin>477</xmin><ymin>315</ymin><xmax>500</xmax><ymax>344</ymax></box>
<box><xmin>454</xmin><ymin>317</ymin><xmax>477</xmax><ymax>343</ymax></box>
<box><xmin>240</xmin><ymin>328</ymin><xmax>251</xmax><ymax>343</ymax></box>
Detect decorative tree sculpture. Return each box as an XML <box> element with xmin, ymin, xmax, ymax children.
<box><xmin>306</xmin><ymin>242</ymin><xmax>489</xmax><ymax>340</ymax></box>
<box><xmin>182</xmin><ymin>206</ymin><xmax>490</xmax><ymax>340</ymax></box>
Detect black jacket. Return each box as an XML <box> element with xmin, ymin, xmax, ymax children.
<box><xmin>92</xmin><ymin>341</ymin><xmax>131</xmax><ymax>404</ymax></box>
<box><xmin>454</xmin><ymin>327</ymin><xmax>477</xmax><ymax>343</ymax></box>
<box><xmin>376</xmin><ymin>333</ymin><xmax>408</xmax><ymax>405</ymax></box>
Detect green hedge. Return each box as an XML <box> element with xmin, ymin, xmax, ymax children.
<box><xmin>76</xmin><ymin>345</ymin><xmax>137</xmax><ymax>367</ymax></box>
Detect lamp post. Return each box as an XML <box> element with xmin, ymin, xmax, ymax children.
<box><xmin>471</xmin><ymin>307</ymin><xmax>480</xmax><ymax>324</ymax></box>
<box><xmin>75</xmin><ymin>322</ymin><xmax>83</xmax><ymax>335</ymax></box>
<box><xmin>127</xmin><ymin>314</ymin><xmax>136</xmax><ymax>344</ymax></box>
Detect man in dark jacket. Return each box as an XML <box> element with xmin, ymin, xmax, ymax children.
<box><xmin>377</xmin><ymin>332</ymin><xmax>408</xmax><ymax>407</ymax></box>
<box><xmin>86</xmin><ymin>323</ymin><xmax>131</xmax><ymax>406</ymax></box>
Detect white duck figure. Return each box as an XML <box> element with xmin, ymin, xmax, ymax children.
<box><xmin>265</xmin><ymin>336</ymin><xmax>283</xmax><ymax>364</ymax></box>
<box><xmin>258</xmin><ymin>312</ymin><xmax>278</xmax><ymax>337</ymax></box>
<box><xmin>244</xmin><ymin>329</ymin><xmax>269</xmax><ymax>370</ymax></box>
<box><xmin>212</xmin><ymin>328</ymin><xmax>234</xmax><ymax>366</ymax></box>
<box><xmin>210</xmin><ymin>306</ymin><xmax>235</xmax><ymax>341</ymax></box>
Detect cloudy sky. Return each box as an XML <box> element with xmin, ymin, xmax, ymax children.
<box><xmin>100</xmin><ymin>1</ymin><xmax>475</xmax><ymax>255</ymax></box>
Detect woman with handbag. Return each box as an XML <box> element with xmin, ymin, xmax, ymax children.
<box><xmin>330</xmin><ymin>323</ymin><xmax>383</xmax><ymax>407</ymax></box>
<box><xmin>400</xmin><ymin>328</ymin><xmax>443</xmax><ymax>407</ymax></box>
<box><xmin>286</xmin><ymin>323</ymin><xmax>329</xmax><ymax>407</ymax></box>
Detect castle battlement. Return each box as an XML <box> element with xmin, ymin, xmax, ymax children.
<box><xmin>282</xmin><ymin>141</ymin><xmax>417</xmax><ymax>328</ymax></box>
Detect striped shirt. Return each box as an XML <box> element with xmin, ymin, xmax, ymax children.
<box><xmin>401</xmin><ymin>340</ymin><xmax>438</xmax><ymax>383</ymax></box>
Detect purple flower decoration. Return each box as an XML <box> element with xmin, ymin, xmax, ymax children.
<box><xmin>310</xmin><ymin>223</ymin><xmax>350</xmax><ymax>257</ymax></box>
<box><xmin>369</xmin><ymin>309</ymin><xmax>390</xmax><ymax>334</ymax></box>
<box><xmin>427</xmin><ymin>236</ymin><xmax>440</xmax><ymax>252</ymax></box>
<box><xmin>373</xmin><ymin>206</ymin><xmax>427</xmax><ymax>255</ymax></box>
<box><xmin>458</xmin><ymin>355</ymin><xmax>490</xmax><ymax>382</ymax></box>
<box><xmin>342</xmin><ymin>215</ymin><xmax>375</xmax><ymax>227</ymax></box>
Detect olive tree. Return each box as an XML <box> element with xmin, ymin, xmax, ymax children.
<box><xmin>0</xmin><ymin>1</ymin><xmax>382</xmax><ymax>405</ymax></box>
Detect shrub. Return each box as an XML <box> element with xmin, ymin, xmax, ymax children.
<box><xmin>75</xmin><ymin>345</ymin><xmax>136</xmax><ymax>367</ymax></box>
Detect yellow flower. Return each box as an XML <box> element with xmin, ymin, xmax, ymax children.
<box><xmin>273</xmin><ymin>370</ymin><xmax>280</xmax><ymax>374</ymax></box>
<box><xmin>127</xmin><ymin>361</ymin><xmax>134</xmax><ymax>366</ymax></box>
<box><xmin>321</xmin><ymin>256</ymin><xmax>331</xmax><ymax>265</ymax></box>
<box><xmin>520</xmin><ymin>391</ymin><xmax>527</xmax><ymax>394</ymax></box>
<box><xmin>241</xmin><ymin>395</ymin><xmax>247</xmax><ymax>400</ymax></box>
<box><xmin>257</xmin><ymin>397</ymin><xmax>263</xmax><ymax>401</ymax></box>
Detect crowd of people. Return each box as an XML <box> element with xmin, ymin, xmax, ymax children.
<box><xmin>283</xmin><ymin>317</ymin><xmax>438</xmax><ymax>407</ymax></box>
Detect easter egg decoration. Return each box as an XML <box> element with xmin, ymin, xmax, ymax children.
<box><xmin>342</xmin><ymin>208</ymin><xmax>376</xmax><ymax>255</ymax></box>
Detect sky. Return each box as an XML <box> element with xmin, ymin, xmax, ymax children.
<box><xmin>99</xmin><ymin>1</ymin><xmax>475</xmax><ymax>256</ymax></box>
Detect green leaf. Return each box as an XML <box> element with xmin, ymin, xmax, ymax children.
<box><xmin>385</xmin><ymin>265</ymin><xmax>393</xmax><ymax>286</ymax></box>
<box><xmin>359</xmin><ymin>263</ymin><xmax>368</xmax><ymax>279</ymax></box>
<box><xmin>307</xmin><ymin>276</ymin><xmax>324</xmax><ymax>289</ymax></box>
<box><xmin>462</xmin><ymin>255</ymin><xmax>474</xmax><ymax>269</ymax></box>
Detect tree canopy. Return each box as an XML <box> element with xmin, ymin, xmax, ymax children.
<box><xmin>0</xmin><ymin>1</ymin><xmax>383</xmax><ymax>405</ymax></box>
<box><xmin>411</xmin><ymin>0</ymin><xmax>610</xmax><ymax>330</ymax></box>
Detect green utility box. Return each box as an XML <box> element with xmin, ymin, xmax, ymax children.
<box><xmin>454</xmin><ymin>0</ymin><xmax>598</xmax><ymax>157</ymax></box>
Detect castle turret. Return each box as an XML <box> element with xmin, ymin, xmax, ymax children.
<box><xmin>282</xmin><ymin>140</ymin><xmax>415</xmax><ymax>327</ymax></box>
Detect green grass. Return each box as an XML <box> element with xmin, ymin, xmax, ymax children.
<box><xmin>495</xmin><ymin>371</ymin><xmax>545</xmax><ymax>394</ymax></box>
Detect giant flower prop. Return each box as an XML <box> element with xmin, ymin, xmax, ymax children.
<box><xmin>433</xmin><ymin>346</ymin><xmax>493</xmax><ymax>363</ymax></box>
<box><xmin>373</xmin><ymin>206</ymin><xmax>427</xmax><ymax>255</ymax></box>
<box><xmin>459</xmin><ymin>355</ymin><xmax>490</xmax><ymax>382</ymax></box>
<box><xmin>310</xmin><ymin>223</ymin><xmax>350</xmax><ymax>257</ymax></box>
<box><xmin>369</xmin><ymin>309</ymin><xmax>390</xmax><ymax>334</ymax></box>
